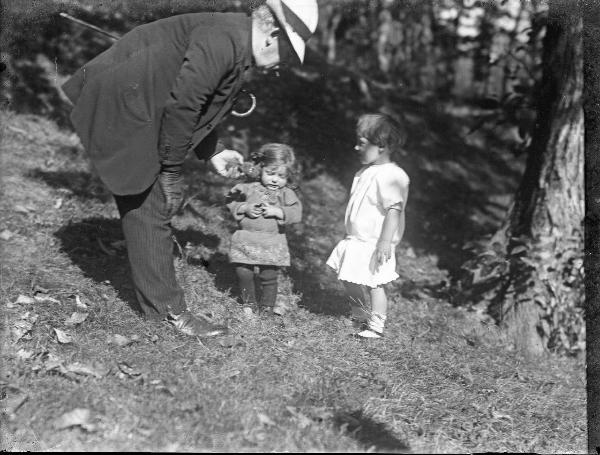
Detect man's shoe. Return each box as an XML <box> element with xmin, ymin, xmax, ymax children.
<box><xmin>168</xmin><ymin>311</ymin><xmax>228</xmax><ymax>337</ymax></box>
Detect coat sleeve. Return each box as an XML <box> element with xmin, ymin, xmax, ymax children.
<box><xmin>279</xmin><ymin>188</ymin><xmax>302</xmax><ymax>225</ymax></box>
<box><xmin>193</xmin><ymin>128</ymin><xmax>226</xmax><ymax>161</ymax></box>
<box><xmin>226</xmin><ymin>184</ymin><xmax>248</xmax><ymax>221</ymax></box>
<box><xmin>158</xmin><ymin>27</ymin><xmax>235</xmax><ymax>166</ymax></box>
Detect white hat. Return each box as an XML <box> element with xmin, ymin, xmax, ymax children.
<box><xmin>265</xmin><ymin>0</ymin><xmax>319</xmax><ymax>63</ymax></box>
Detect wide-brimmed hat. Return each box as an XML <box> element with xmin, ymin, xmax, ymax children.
<box><xmin>265</xmin><ymin>0</ymin><xmax>319</xmax><ymax>63</ymax></box>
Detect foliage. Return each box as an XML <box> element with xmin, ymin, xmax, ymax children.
<box><xmin>458</xmin><ymin>232</ymin><xmax>585</xmax><ymax>356</ymax></box>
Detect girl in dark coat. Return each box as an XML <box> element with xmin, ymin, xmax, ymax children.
<box><xmin>226</xmin><ymin>144</ymin><xmax>302</xmax><ymax>315</ymax></box>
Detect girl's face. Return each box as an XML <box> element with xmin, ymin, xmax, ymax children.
<box><xmin>355</xmin><ymin>136</ymin><xmax>386</xmax><ymax>165</ymax></box>
<box><xmin>261</xmin><ymin>165</ymin><xmax>288</xmax><ymax>190</ymax></box>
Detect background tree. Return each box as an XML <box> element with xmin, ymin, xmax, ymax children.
<box><xmin>583</xmin><ymin>0</ymin><xmax>600</xmax><ymax>449</ymax></box>
<box><xmin>461</xmin><ymin>0</ymin><xmax>584</xmax><ymax>356</ymax></box>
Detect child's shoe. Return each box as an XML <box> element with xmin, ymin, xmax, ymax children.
<box><xmin>356</xmin><ymin>312</ymin><xmax>386</xmax><ymax>339</ymax></box>
<box><xmin>356</xmin><ymin>327</ymin><xmax>384</xmax><ymax>338</ymax></box>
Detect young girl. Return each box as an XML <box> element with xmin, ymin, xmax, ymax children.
<box><xmin>327</xmin><ymin>113</ymin><xmax>410</xmax><ymax>338</ymax></box>
<box><xmin>226</xmin><ymin>143</ymin><xmax>302</xmax><ymax>315</ymax></box>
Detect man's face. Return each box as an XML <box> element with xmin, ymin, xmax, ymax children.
<box><xmin>253</xmin><ymin>28</ymin><xmax>282</xmax><ymax>69</ymax></box>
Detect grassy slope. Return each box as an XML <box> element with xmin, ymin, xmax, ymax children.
<box><xmin>0</xmin><ymin>109</ymin><xmax>585</xmax><ymax>453</ymax></box>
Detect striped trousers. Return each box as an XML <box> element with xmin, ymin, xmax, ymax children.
<box><xmin>114</xmin><ymin>180</ymin><xmax>186</xmax><ymax>320</ymax></box>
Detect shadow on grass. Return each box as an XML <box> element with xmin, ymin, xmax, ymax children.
<box><xmin>26</xmin><ymin>168</ymin><xmax>113</xmax><ymax>202</ymax></box>
<box><xmin>54</xmin><ymin>217</ymin><xmax>228</xmax><ymax>316</ymax></box>
<box><xmin>334</xmin><ymin>410</ymin><xmax>410</xmax><ymax>453</ymax></box>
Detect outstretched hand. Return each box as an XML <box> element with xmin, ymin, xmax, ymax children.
<box><xmin>210</xmin><ymin>149</ymin><xmax>245</xmax><ymax>178</ymax></box>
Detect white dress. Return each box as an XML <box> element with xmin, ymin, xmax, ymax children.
<box><xmin>327</xmin><ymin>162</ymin><xmax>410</xmax><ymax>287</ymax></box>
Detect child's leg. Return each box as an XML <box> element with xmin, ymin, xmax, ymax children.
<box><xmin>235</xmin><ymin>264</ymin><xmax>257</xmax><ymax>306</ymax></box>
<box><xmin>258</xmin><ymin>266</ymin><xmax>278</xmax><ymax>309</ymax></box>
<box><xmin>343</xmin><ymin>281</ymin><xmax>369</xmax><ymax>321</ymax></box>
<box><xmin>358</xmin><ymin>286</ymin><xmax>388</xmax><ymax>338</ymax></box>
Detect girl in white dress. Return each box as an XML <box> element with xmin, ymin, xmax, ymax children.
<box><xmin>327</xmin><ymin>113</ymin><xmax>410</xmax><ymax>338</ymax></box>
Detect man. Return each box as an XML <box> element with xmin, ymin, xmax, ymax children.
<box><xmin>61</xmin><ymin>0</ymin><xmax>319</xmax><ymax>336</ymax></box>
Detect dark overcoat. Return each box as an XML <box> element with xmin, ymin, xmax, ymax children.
<box><xmin>62</xmin><ymin>13</ymin><xmax>252</xmax><ymax>195</ymax></box>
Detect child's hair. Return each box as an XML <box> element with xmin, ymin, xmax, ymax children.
<box><xmin>356</xmin><ymin>113</ymin><xmax>407</xmax><ymax>159</ymax></box>
<box><xmin>246</xmin><ymin>143</ymin><xmax>299</xmax><ymax>189</ymax></box>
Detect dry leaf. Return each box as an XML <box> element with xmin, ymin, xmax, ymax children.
<box><xmin>117</xmin><ymin>362</ymin><xmax>141</xmax><ymax>377</ymax></box>
<box><xmin>286</xmin><ymin>406</ymin><xmax>312</xmax><ymax>429</ymax></box>
<box><xmin>218</xmin><ymin>335</ymin><xmax>245</xmax><ymax>348</ymax></box>
<box><xmin>74</xmin><ymin>295</ymin><xmax>88</xmax><ymax>311</ymax></box>
<box><xmin>54</xmin><ymin>408</ymin><xmax>96</xmax><ymax>431</ymax></box>
<box><xmin>53</xmin><ymin>328</ymin><xmax>73</xmax><ymax>344</ymax></box>
<box><xmin>34</xmin><ymin>295</ymin><xmax>60</xmax><ymax>304</ymax></box>
<box><xmin>12</xmin><ymin>320</ymin><xmax>34</xmax><ymax>342</ymax></box>
<box><xmin>15</xmin><ymin>295</ymin><xmax>35</xmax><ymax>305</ymax></box>
<box><xmin>1</xmin><ymin>394</ymin><xmax>28</xmax><ymax>418</ymax></box>
<box><xmin>257</xmin><ymin>412</ymin><xmax>276</xmax><ymax>427</ymax></box>
<box><xmin>15</xmin><ymin>349</ymin><xmax>34</xmax><ymax>360</ymax></box>
<box><xmin>14</xmin><ymin>205</ymin><xmax>31</xmax><ymax>214</ymax></box>
<box><xmin>65</xmin><ymin>312</ymin><xmax>88</xmax><ymax>326</ymax></box>
<box><xmin>0</xmin><ymin>229</ymin><xmax>14</xmax><ymax>241</ymax></box>
<box><xmin>65</xmin><ymin>362</ymin><xmax>107</xmax><ymax>379</ymax></box>
<box><xmin>109</xmin><ymin>334</ymin><xmax>132</xmax><ymax>347</ymax></box>
<box><xmin>97</xmin><ymin>238</ymin><xmax>116</xmax><ymax>256</ymax></box>
<box><xmin>110</xmin><ymin>240</ymin><xmax>126</xmax><ymax>250</ymax></box>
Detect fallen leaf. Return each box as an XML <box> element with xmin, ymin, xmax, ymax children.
<box><xmin>14</xmin><ymin>205</ymin><xmax>31</xmax><ymax>214</ymax></box>
<box><xmin>65</xmin><ymin>362</ymin><xmax>107</xmax><ymax>379</ymax></box>
<box><xmin>97</xmin><ymin>238</ymin><xmax>116</xmax><ymax>256</ymax></box>
<box><xmin>491</xmin><ymin>409</ymin><xmax>513</xmax><ymax>422</ymax></box>
<box><xmin>75</xmin><ymin>295</ymin><xmax>88</xmax><ymax>310</ymax></box>
<box><xmin>154</xmin><ymin>385</ymin><xmax>175</xmax><ymax>396</ymax></box>
<box><xmin>218</xmin><ymin>335</ymin><xmax>245</xmax><ymax>348</ymax></box>
<box><xmin>257</xmin><ymin>412</ymin><xmax>276</xmax><ymax>427</ymax></box>
<box><xmin>15</xmin><ymin>349</ymin><xmax>34</xmax><ymax>360</ymax></box>
<box><xmin>0</xmin><ymin>229</ymin><xmax>14</xmax><ymax>241</ymax></box>
<box><xmin>108</xmin><ymin>334</ymin><xmax>132</xmax><ymax>347</ymax></box>
<box><xmin>286</xmin><ymin>406</ymin><xmax>312</xmax><ymax>429</ymax></box>
<box><xmin>54</xmin><ymin>198</ymin><xmax>63</xmax><ymax>209</ymax></box>
<box><xmin>1</xmin><ymin>394</ymin><xmax>28</xmax><ymax>418</ymax></box>
<box><xmin>54</xmin><ymin>408</ymin><xmax>96</xmax><ymax>431</ymax></box>
<box><xmin>110</xmin><ymin>240</ymin><xmax>126</xmax><ymax>250</ymax></box>
<box><xmin>53</xmin><ymin>328</ymin><xmax>74</xmax><ymax>344</ymax></box>
<box><xmin>34</xmin><ymin>295</ymin><xmax>60</xmax><ymax>304</ymax></box>
<box><xmin>64</xmin><ymin>312</ymin><xmax>88</xmax><ymax>326</ymax></box>
<box><xmin>15</xmin><ymin>295</ymin><xmax>35</xmax><ymax>305</ymax></box>
<box><xmin>12</xmin><ymin>320</ymin><xmax>34</xmax><ymax>342</ymax></box>
<box><xmin>117</xmin><ymin>362</ymin><xmax>141</xmax><ymax>377</ymax></box>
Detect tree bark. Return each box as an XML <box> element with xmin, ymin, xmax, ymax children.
<box><xmin>497</xmin><ymin>0</ymin><xmax>584</xmax><ymax>356</ymax></box>
<box><xmin>583</xmin><ymin>0</ymin><xmax>600</xmax><ymax>450</ymax></box>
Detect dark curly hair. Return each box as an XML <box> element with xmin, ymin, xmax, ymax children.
<box><xmin>356</xmin><ymin>113</ymin><xmax>407</xmax><ymax>160</ymax></box>
<box><xmin>243</xmin><ymin>143</ymin><xmax>300</xmax><ymax>189</ymax></box>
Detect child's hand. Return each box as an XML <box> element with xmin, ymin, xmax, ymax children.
<box><xmin>373</xmin><ymin>240</ymin><xmax>392</xmax><ymax>270</ymax></box>
<box><xmin>243</xmin><ymin>203</ymin><xmax>264</xmax><ymax>219</ymax></box>
<box><xmin>262</xmin><ymin>205</ymin><xmax>284</xmax><ymax>220</ymax></box>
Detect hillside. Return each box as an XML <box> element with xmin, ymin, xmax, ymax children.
<box><xmin>0</xmin><ymin>102</ymin><xmax>585</xmax><ymax>452</ymax></box>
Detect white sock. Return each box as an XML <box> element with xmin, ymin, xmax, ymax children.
<box><xmin>368</xmin><ymin>312</ymin><xmax>387</xmax><ymax>334</ymax></box>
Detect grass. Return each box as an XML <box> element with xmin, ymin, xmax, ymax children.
<box><xmin>0</xmin><ymin>108</ymin><xmax>586</xmax><ymax>453</ymax></box>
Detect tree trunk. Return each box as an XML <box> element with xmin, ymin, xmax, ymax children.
<box><xmin>583</xmin><ymin>0</ymin><xmax>600</xmax><ymax>449</ymax></box>
<box><xmin>495</xmin><ymin>0</ymin><xmax>584</xmax><ymax>356</ymax></box>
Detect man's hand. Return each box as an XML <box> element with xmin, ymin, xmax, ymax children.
<box><xmin>158</xmin><ymin>165</ymin><xmax>184</xmax><ymax>218</ymax></box>
<box><xmin>210</xmin><ymin>149</ymin><xmax>245</xmax><ymax>178</ymax></box>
